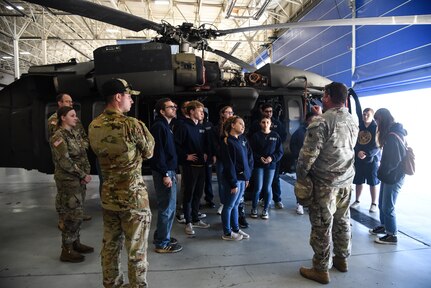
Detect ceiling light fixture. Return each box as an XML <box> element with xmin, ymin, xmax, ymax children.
<box><xmin>6</xmin><ymin>5</ymin><xmax>24</xmax><ymax>10</ymax></box>
<box><xmin>106</xmin><ymin>28</ymin><xmax>120</xmax><ymax>33</ymax></box>
<box><xmin>20</xmin><ymin>51</ymin><xmax>31</xmax><ymax>55</ymax></box>
<box><xmin>154</xmin><ymin>0</ymin><xmax>169</xmax><ymax>5</ymax></box>
<box><xmin>253</xmin><ymin>0</ymin><xmax>271</xmax><ymax>20</ymax></box>
<box><xmin>2</xmin><ymin>56</ymin><xmax>13</xmax><ymax>59</ymax></box>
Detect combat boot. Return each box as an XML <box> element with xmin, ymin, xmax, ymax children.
<box><xmin>299</xmin><ymin>267</ymin><xmax>330</xmax><ymax>284</ymax></box>
<box><xmin>73</xmin><ymin>239</ymin><xmax>94</xmax><ymax>253</ymax></box>
<box><xmin>238</xmin><ymin>203</ymin><xmax>249</xmax><ymax>228</ymax></box>
<box><xmin>60</xmin><ymin>244</ymin><xmax>85</xmax><ymax>263</ymax></box>
<box><xmin>333</xmin><ymin>256</ymin><xmax>348</xmax><ymax>272</ymax></box>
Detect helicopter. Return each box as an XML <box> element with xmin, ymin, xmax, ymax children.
<box><xmin>1</xmin><ymin>0</ymin><xmax>429</xmax><ymax>174</ymax></box>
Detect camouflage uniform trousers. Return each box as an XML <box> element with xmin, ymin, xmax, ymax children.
<box><xmin>55</xmin><ymin>179</ymin><xmax>84</xmax><ymax>245</ymax></box>
<box><xmin>308</xmin><ymin>184</ymin><xmax>352</xmax><ymax>271</ymax></box>
<box><xmin>102</xmin><ymin>208</ymin><xmax>152</xmax><ymax>288</ymax></box>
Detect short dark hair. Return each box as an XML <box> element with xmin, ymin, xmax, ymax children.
<box><xmin>56</xmin><ymin>93</ymin><xmax>67</xmax><ymax>102</ymax></box>
<box><xmin>154</xmin><ymin>98</ymin><xmax>172</xmax><ymax>115</ymax></box>
<box><xmin>260</xmin><ymin>103</ymin><xmax>273</xmax><ymax>111</ymax></box>
<box><xmin>324</xmin><ymin>82</ymin><xmax>347</xmax><ymax>105</ymax></box>
<box><xmin>56</xmin><ymin>106</ymin><xmax>74</xmax><ymax>127</ymax></box>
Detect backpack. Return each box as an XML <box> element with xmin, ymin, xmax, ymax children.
<box><xmin>389</xmin><ymin>132</ymin><xmax>415</xmax><ymax>176</ymax></box>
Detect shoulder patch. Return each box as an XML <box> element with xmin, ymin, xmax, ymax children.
<box><xmin>53</xmin><ymin>138</ymin><xmax>63</xmax><ymax>147</ymax></box>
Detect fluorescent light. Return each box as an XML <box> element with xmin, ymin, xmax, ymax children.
<box><xmin>2</xmin><ymin>56</ymin><xmax>13</xmax><ymax>59</ymax></box>
<box><xmin>154</xmin><ymin>0</ymin><xmax>169</xmax><ymax>5</ymax></box>
<box><xmin>20</xmin><ymin>51</ymin><xmax>31</xmax><ymax>55</ymax></box>
<box><xmin>6</xmin><ymin>5</ymin><xmax>24</xmax><ymax>10</ymax></box>
<box><xmin>106</xmin><ymin>28</ymin><xmax>120</xmax><ymax>33</ymax></box>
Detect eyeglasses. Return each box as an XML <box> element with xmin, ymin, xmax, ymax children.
<box><xmin>165</xmin><ymin>105</ymin><xmax>177</xmax><ymax>110</ymax></box>
<box><xmin>224</xmin><ymin>111</ymin><xmax>234</xmax><ymax>115</ymax></box>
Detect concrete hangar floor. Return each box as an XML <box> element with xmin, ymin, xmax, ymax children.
<box><xmin>0</xmin><ymin>168</ymin><xmax>430</xmax><ymax>288</ymax></box>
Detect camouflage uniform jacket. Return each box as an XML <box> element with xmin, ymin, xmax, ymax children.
<box><xmin>296</xmin><ymin>107</ymin><xmax>359</xmax><ymax>187</ymax></box>
<box><xmin>50</xmin><ymin>127</ymin><xmax>90</xmax><ymax>182</ymax></box>
<box><xmin>48</xmin><ymin>112</ymin><xmax>89</xmax><ymax>149</ymax></box>
<box><xmin>88</xmin><ymin>108</ymin><xmax>155</xmax><ymax>211</ymax></box>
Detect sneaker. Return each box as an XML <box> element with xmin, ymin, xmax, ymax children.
<box><xmin>296</xmin><ymin>203</ymin><xmax>304</xmax><ymax>215</ymax></box>
<box><xmin>250</xmin><ymin>209</ymin><xmax>258</xmax><ymax>218</ymax></box>
<box><xmin>236</xmin><ymin>229</ymin><xmax>250</xmax><ymax>239</ymax></box>
<box><xmin>261</xmin><ymin>209</ymin><xmax>269</xmax><ymax>219</ymax></box>
<box><xmin>217</xmin><ymin>204</ymin><xmax>224</xmax><ymax>215</ymax></box>
<box><xmin>369</xmin><ymin>203</ymin><xmax>378</xmax><ymax>213</ymax></box>
<box><xmin>259</xmin><ymin>198</ymin><xmax>264</xmax><ymax>207</ymax></box>
<box><xmin>153</xmin><ymin>237</ymin><xmax>178</xmax><ymax>245</ymax></box>
<box><xmin>198</xmin><ymin>212</ymin><xmax>207</xmax><ymax>219</ymax></box>
<box><xmin>350</xmin><ymin>200</ymin><xmax>360</xmax><ymax>209</ymax></box>
<box><xmin>155</xmin><ymin>243</ymin><xmax>183</xmax><ymax>253</ymax></box>
<box><xmin>185</xmin><ymin>223</ymin><xmax>195</xmax><ymax>235</ymax></box>
<box><xmin>206</xmin><ymin>201</ymin><xmax>216</xmax><ymax>208</ymax></box>
<box><xmin>222</xmin><ymin>232</ymin><xmax>243</xmax><ymax>241</ymax></box>
<box><xmin>274</xmin><ymin>201</ymin><xmax>284</xmax><ymax>209</ymax></box>
<box><xmin>239</xmin><ymin>216</ymin><xmax>249</xmax><ymax>228</ymax></box>
<box><xmin>176</xmin><ymin>213</ymin><xmax>186</xmax><ymax>224</ymax></box>
<box><xmin>369</xmin><ymin>225</ymin><xmax>386</xmax><ymax>235</ymax></box>
<box><xmin>192</xmin><ymin>220</ymin><xmax>210</xmax><ymax>228</ymax></box>
<box><xmin>375</xmin><ymin>234</ymin><xmax>398</xmax><ymax>245</ymax></box>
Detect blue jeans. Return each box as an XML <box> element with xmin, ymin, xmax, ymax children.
<box><xmin>152</xmin><ymin>170</ymin><xmax>177</xmax><ymax>248</ymax></box>
<box><xmin>252</xmin><ymin>168</ymin><xmax>275</xmax><ymax>211</ymax></box>
<box><xmin>221</xmin><ymin>180</ymin><xmax>245</xmax><ymax>235</ymax></box>
<box><xmin>378</xmin><ymin>177</ymin><xmax>404</xmax><ymax>235</ymax></box>
<box><xmin>216</xmin><ymin>161</ymin><xmax>226</xmax><ymax>205</ymax></box>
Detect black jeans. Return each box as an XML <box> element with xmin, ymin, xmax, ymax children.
<box><xmin>182</xmin><ymin>165</ymin><xmax>205</xmax><ymax>224</ymax></box>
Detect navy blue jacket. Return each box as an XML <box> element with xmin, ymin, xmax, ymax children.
<box><xmin>174</xmin><ymin>118</ymin><xmax>208</xmax><ymax>166</ymax></box>
<box><xmin>377</xmin><ymin>123</ymin><xmax>406</xmax><ymax>184</ymax></box>
<box><xmin>221</xmin><ymin>134</ymin><xmax>254</xmax><ymax>189</ymax></box>
<box><xmin>149</xmin><ymin>116</ymin><xmax>178</xmax><ymax>175</ymax></box>
<box><xmin>250</xmin><ymin>130</ymin><xmax>283</xmax><ymax>169</ymax></box>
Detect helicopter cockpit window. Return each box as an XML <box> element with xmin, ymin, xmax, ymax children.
<box><xmin>45</xmin><ymin>103</ymin><xmax>83</xmax><ymax>142</ymax></box>
<box><xmin>287</xmin><ymin>99</ymin><xmax>301</xmax><ymax>135</ymax></box>
<box><xmin>92</xmin><ymin>101</ymin><xmax>106</xmax><ymax>120</ymax></box>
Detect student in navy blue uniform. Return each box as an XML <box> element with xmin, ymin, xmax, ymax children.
<box><xmin>350</xmin><ymin>108</ymin><xmax>381</xmax><ymax>213</ymax></box>
<box><xmin>202</xmin><ymin>110</ymin><xmax>216</xmax><ymax>208</ymax></box>
<box><xmin>210</xmin><ymin>105</ymin><xmax>235</xmax><ymax>215</ymax></box>
<box><xmin>174</xmin><ymin>100</ymin><xmax>211</xmax><ymax>236</ymax></box>
<box><xmin>150</xmin><ymin>98</ymin><xmax>182</xmax><ymax>253</ymax></box>
<box><xmin>249</xmin><ymin>103</ymin><xmax>287</xmax><ymax>209</ymax></box>
<box><xmin>370</xmin><ymin>108</ymin><xmax>406</xmax><ymax>245</ymax></box>
<box><xmin>220</xmin><ymin>116</ymin><xmax>254</xmax><ymax>241</ymax></box>
<box><xmin>250</xmin><ymin>116</ymin><xmax>283</xmax><ymax>219</ymax></box>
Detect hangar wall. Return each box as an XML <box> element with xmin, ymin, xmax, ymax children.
<box><xmin>271</xmin><ymin>0</ymin><xmax>431</xmax><ymax>96</ymax></box>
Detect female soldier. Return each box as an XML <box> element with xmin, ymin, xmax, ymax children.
<box><xmin>220</xmin><ymin>116</ymin><xmax>253</xmax><ymax>240</ymax></box>
<box><xmin>51</xmin><ymin>106</ymin><xmax>93</xmax><ymax>262</ymax></box>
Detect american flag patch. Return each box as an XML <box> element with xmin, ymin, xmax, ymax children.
<box><xmin>53</xmin><ymin>139</ymin><xmax>63</xmax><ymax>147</ymax></box>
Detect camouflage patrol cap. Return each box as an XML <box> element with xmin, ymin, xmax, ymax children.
<box><xmin>101</xmin><ymin>78</ymin><xmax>140</xmax><ymax>97</ymax></box>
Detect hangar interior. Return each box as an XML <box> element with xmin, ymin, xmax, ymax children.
<box><xmin>1</xmin><ymin>0</ymin><xmax>431</xmax><ymax>287</ymax></box>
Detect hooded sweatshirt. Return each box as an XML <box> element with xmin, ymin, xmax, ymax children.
<box><xmin>377</xmin><ymin>122</ymin><xmax>407</xmax><ymax>184</ymax></box>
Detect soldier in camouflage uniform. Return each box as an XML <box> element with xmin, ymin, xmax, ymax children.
<box><xmin>88</xmin><ymin>79</ymin><xmax>155</xmax><ymax>288</ymax></box>
<box><xmin>50</xmin><ymin>106</ymin><xmax>94</xmax><ymax>263</ymax></box>
<box><xmin>296</xmin><ymin>82</ymin><xmax>359</xmax><ymax>284</ymax></box>
<box><xmin>48</xmin><ymin>93</ymin><xmax>91</xmax><ymax>221</ymax></box>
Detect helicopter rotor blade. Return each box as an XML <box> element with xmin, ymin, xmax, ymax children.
<box><xmin>217</xmin><ymin>15</ymin><xmax>431</xmax><ymax>36</ymax></box>
<box><xmin>207</xmin><ymin>48</ymin><xmax>257</xmax><ymax>72</ymax></box>
<box><xmin>23</xmin><ymin>0</ymin><xmax>163</xmax><ymax>33</ymax></box>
